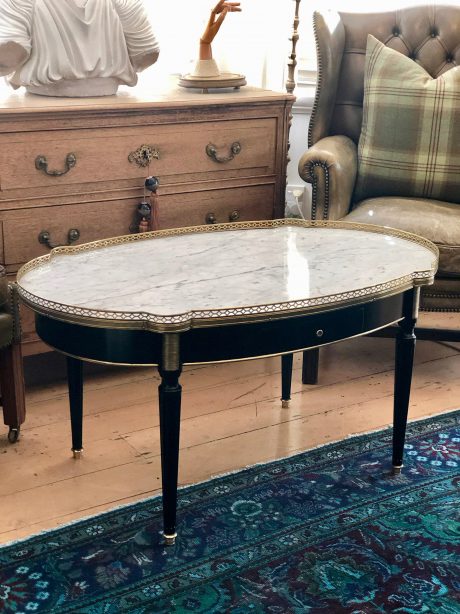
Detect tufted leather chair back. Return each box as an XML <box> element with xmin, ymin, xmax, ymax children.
<box><xmin>309</xmin><ymin>5</ymin><xmax>460</xmax><ymax>147</ymax></box>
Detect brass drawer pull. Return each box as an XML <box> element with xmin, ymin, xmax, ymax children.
<box><xmin>206</xmin><ymin>141</ymin><xmax>241</xmax><ymax>164</ymax></box>
<box><xmin>128</xmin><ymin>145</ymin><xmax>160</xmax><ymax>168</ymax></box>
<box><xmin>38</xmin><ymin>228</ymin><xmax>80</xmax><ymax>250</ymax></box>
<box><xmin>205</xmin><ymin>212</ymin><xmax>217</xmax><ymax>224</ymax></box>
<box><xmin>35</xmin><ymin>153</ymin><xmax>77</xmax><ymax>177</ymax></box>
<box><xmin>229</xmin><ymin>210</ymin><xmax>240</xmax><ymax>222</ymax></box>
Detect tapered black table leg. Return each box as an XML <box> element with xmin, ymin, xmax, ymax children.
<box><xmin>392</xmin><ymin>289</ymin><xmax>418</xmax><ymax>474</ymax></box>
<box><xmin>302</xmin><ymin>348</ymin><xmax>319</xmax><ymax>384</ymax></box>
<box><xmin>67</xmin><ymin>356</ymin><xmax>83</xmax><ymax>459</ymax></box>
<box><xmin>158</xmin><ymin>334</ymin><xmax>182</xmax><ymax>545</ymax></box>
<box><xmin>281</xmin><ymin>353</ymin><xmax>294</xmax><ymax>408</ymax></box>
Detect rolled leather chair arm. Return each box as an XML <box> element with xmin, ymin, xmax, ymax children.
<box><xmin>298</xmin><ymin>135</ymin><xmax>358</xmax><ymax>221</ymax></box>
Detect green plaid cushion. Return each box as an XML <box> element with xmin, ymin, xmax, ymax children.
<box><xmin>354</xmin><ymin>35</ymin><xmax>460</xmax><ymax>204</ymax></box>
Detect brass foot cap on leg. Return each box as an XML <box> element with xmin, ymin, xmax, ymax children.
<box><xmin>163</xmin><ymin>532</ymin><xmax>177</xmax><ymax>546</ymax></box>
<box><xmin>72</xmin><ymin>449</ymin><xmax>83</xmax><ymax>460</ymax></box>
<box><xmin>281</xmin><ymin>399</ymin><xmax>290</xmax><ymax>409</ymax></box>
<box><xmin>392</xmin><ymin>464</ymin><xmax>403</xmax><ymax>476</ymax></box>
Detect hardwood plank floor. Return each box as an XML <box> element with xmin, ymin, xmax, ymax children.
<box><xmin>1</xmin><ymin>335</ymin><xmax>459</xmax><ymax>545</ymax></box>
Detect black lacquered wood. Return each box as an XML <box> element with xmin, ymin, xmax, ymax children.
<box><xmin>67</xmin><ymin>356</ymin><xmax>83</xmax><ymax>453</ymax></box>
<box><xmin>35</xmin><ymin>293</ymin><xmax>405</xmax><ymax>367</ymax></box>
<box><xmin>35</xmin><ymin>316</ymin><xmax>163</xmax><ymax>365</ymax></box>
<box><xmin>392</xmin><ymin>290</ymin><xmax>417</xmax><ymax>469</ymax></box>
<box><xmin>281</xmin><ymin>354</ymin><xmax>294</xmax><ymax>403</ymax></box>
<box><xmin>302</xmin><ymin>348</ymin><xmax>319</xmax><ymax>384</ymax></box>
<box><xmin>158</xmin><ymin>365</ymin><xmax>182</xmax><ymax>540</ymax></box>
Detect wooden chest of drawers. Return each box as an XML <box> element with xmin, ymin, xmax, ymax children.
<box><xmin>0</xmin><ymin>84</ymin><xmax>294</xmax><ymax>355</ymax></box>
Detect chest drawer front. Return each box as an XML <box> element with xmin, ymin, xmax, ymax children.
<box><xmin>158</xmin><ymin>184</ymin><xmax>274</xmax><ymax>229</ymax></box>
<box><xmin>0</xmin><ymin>119</ymin><xmax>277</xmax><ymax>193</ymax></box>
<box><xmin>4</xmin><ymin>200</ymin><xmax>137</xmax><ymax>268</ymax></box>
<box><xmin>3</xmin><ymin>184</ymin><xmax>275</xmax><ymax>268</ymax></box>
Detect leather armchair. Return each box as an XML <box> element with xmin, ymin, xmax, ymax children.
<box><xmin>0</xmin><ymin>267</ymin><xmax>26</xmax><ymax>442</ymax></box>
<box><xmin>299</xmin><ymin>5</ymin><xmax>460</xmax><ymax>382</ymax></box>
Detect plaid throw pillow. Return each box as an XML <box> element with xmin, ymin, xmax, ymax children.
<box><xmin>354</xmin><ymin>35</ymin><xmax>460</xmax><ymax>204</ymax></box>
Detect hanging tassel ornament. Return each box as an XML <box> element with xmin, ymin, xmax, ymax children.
<box><xmin>137</xmin><ymin>200</ymin><xmax>151</xmax><ymax>233</ymax></box>
<box><xmin>145</xmin><ymin>176</ymin><xmax>160</xmax><ymax>231</ymax></box>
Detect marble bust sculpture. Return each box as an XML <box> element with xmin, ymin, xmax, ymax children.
<box><xmin>0</xmin><ymin>0</ymin><xmax>159</xmax><ymax>97</ymax></box>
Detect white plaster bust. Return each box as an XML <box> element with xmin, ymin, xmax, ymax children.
<box><xmin>0</xmin><ymin>0</ymin><xmax>159</xmax><ymax>97</ymax></box>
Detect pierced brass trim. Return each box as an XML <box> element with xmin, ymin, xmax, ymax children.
<box><xmin>128</xmin><ymin>144</ymin><xmax>160</xmax><ymax>168</ymax></box>
<box><xmin>17</xmin><ymin>278</ymin><xmax>425</xmax><ymax>334</ymax></box>
<box><xmin>35</xmin><ymin>153</ymin><xmax>77</xmax><ymax>177</ymax></box>
<box><xmin>18</xmin><ymin>219</ymin><xmax>439</xmax><ymax>266</ymax></box>
<box><xmin>16</xmin><ymin>219</ymin><xmax>438</xmax><ymax>333</ymax></box>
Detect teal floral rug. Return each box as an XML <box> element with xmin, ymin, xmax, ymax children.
<box><xmin>1</xmin><ymin>410</ymin><xmax>459</xmax><ymax>613</ymax></box>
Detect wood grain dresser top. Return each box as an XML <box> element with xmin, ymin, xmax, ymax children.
<box><xmin>0</xmin><ymin>79</ymin><xmax>294</xmax><ymax>116</ymax></box>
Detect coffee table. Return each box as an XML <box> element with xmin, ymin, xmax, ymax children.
<box><xmin>16</xmin><ymin>220</ymin><xmax>438</xmax><ymax>545</ymax></box>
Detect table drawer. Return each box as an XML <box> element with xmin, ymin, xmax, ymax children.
<box><xmin>181</xmin><ymin>304</ymin><xmax>366</xmax><ymax>363</ymax></box>
<box><xmin>0</xmin><ymin>119</ymin><xmax>276</xmax><ymax>193</ymax></box>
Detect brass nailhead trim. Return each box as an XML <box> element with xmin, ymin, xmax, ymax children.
<box><xmin>305</xmin><ymin>161</ymin><xmax>330</xmax><ymax>221</ymax></box>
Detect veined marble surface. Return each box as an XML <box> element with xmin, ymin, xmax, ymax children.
<box><xmin>17</xmin><ymin>224</ymin><xmax>437</xmax><ymax>326</ymax></box>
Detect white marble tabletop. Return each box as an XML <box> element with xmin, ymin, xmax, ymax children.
<box><xmin>16</xmin><ymin>221</ymin><xmax>438</xmax><ymax>331</ymax></box>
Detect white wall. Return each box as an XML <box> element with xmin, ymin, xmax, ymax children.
<box><xmin>285</xmin><ymin>87</ymin><xmax>314</xmax><ymax>219</ymax></box>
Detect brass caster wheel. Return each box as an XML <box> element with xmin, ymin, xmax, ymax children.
<box><xmin>72</xmin><ymin>449</ymin><xmax>83</xmax><ymax>460</ymax></box>
<box><xmin>391</xmin><ymin>465</ymin><xmax>403</xmax><ymax>476</ymax></box>
<box><xmin>163</xmin><ymin>532</ymin><xmax>177</xmax><ymax>546</ymax></box>
<box><xmin>281</xmin><ymin>399</ymin><xmax>290</xmax><ymax>409</ymax></box>
<box><xmin>8</xmin><ymin>426</ymin><xmax>20</xmax><ymax>444</ymax></box>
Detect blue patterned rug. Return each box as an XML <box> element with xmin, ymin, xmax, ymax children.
<box><xmin>1</xmin><ymin>410</ymin><xmax>459</xmax><ymax>613</ymax></box>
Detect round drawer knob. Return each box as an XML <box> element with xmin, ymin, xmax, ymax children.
<box><xmin>67</xmin><ymin>229</ymin><xmax>80</xmax><ymax>243</ymax></box>
<box><xmin>206</xmin><ymin>212</ymin><xmax>217</xmax><ymax>224</ymax></box>
<box><xmin>229</xmin><ymin>210</ymin><xmax>240</xmax><ymax>222</ymax></box>
<box><xmin>316</xmin><ymin>329</ymin><xmax>324</xmax><ymax>338</ymax></box>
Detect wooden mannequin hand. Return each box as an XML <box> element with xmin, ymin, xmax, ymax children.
<box><xmin>199</xmin><ymin>1</ymin><xmax>241</xmax><ymax>60</ymax></box>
